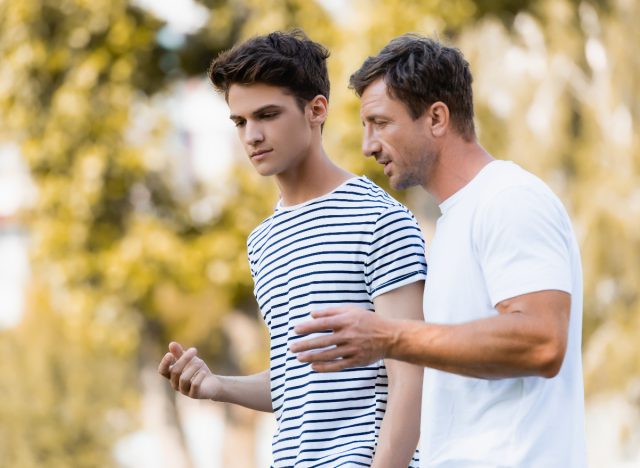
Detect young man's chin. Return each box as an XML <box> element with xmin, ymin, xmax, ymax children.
<box><xmin>253</xmin><ymin>164</ymin><xmax>280</xmax><ymax>178</ymax></box>
<box><xmin>251</xmin><ymin>158</ymin><xmax>295</xmax><ymax>178</ymax></box>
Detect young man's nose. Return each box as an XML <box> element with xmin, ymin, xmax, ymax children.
<box><xmin>244</xmin><ymin>121</ymin><xmax>265</xmax><ymax>146</ymax></box>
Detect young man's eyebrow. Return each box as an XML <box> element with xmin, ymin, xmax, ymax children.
<box><xmin>230</xmin><ymin>104</ymin><xmax>284</xmax><ymax>121</ymax></box>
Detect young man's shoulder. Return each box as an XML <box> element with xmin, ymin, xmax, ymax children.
<box><xmin>357</xmin><ymin>178</ymin><xmax>424</xmax><ymax>230</ymax></box>
<box><xmin>245</xmin><ymin>176</ymin><xmax>421</xmax><ymax>255</ymax></box>
<box><xmin>248</xmin><ymin>177</ymin><xmax>410</xmax><ymax>230</ymax></box>
<box><xmin>343</xmin><ymin>176</ymin><xmax>416</xmax><ymax>216</ymax></box>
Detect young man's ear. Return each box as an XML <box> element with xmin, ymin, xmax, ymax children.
<box><xmin>427</xmin><ymin>101</ymin><xmax>449</xmax><ymax>137</ymax></box>
<box><xmin>308</xmin><ymin>95</ymin><xmax>328</xmax><ymax>127</ymax></box>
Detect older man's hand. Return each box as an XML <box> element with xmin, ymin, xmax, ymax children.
<box><xmin>291</xmin><ymin>306</ymin><xmax>395</xmax><ymax>372</ymax></box>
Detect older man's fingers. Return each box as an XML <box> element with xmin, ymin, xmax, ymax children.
<box><xmin>294</xmin><ymin>316</ymin><xmax>341</xmax><ymax>335</ymax></box>
<box><xmin>311</xmin><ymin>358</ymin><xmax>358</xmax><ymax>373</ymax></box>
<box><xmin>297</xmin><ymin>345</ymin><xmax>354</xmax><ymax>363</ymax></box>
<box><xmin>309</xmin><ymin>308</ymin><xmax>344</xmax><ymax>319</ymax></box>
<box><xmin>290</xmin><ymin>333</ymin><xmax>340</xmax><ymax>353</ymax></box>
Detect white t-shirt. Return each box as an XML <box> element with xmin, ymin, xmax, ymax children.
<box><xmin>420</xmin><ymin>160</ymin><xmax>586</xmax><ymax>467</ymax></box>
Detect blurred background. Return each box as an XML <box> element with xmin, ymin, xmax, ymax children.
<box><xmin>0</xmin><ymin>0</ymin><xmax>638</xmax><ymax>466</ymax></box>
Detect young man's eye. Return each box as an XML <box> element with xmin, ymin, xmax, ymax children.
<box><xmin>234</xmin><ymin>120</ymin><xmax>246</xmax><ymax>128</ymax></box>
<box><xmin>260</xmin><ymin>112</ymin><xmax>279</xmax><ymax>119</ymax></box>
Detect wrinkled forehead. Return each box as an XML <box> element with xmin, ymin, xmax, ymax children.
<box><xmin>360</xmin><ymin>78</ymin><xmax>389</xmax><ymax>103</ymax></box>
<box><xmin>359</xmin><ymin>78</ymin><xmax>408</xmax><ymax>119</ymax></box>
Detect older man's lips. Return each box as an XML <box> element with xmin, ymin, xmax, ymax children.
<box><xmin>379</xmin><ymin>160</ymin><xmax>391</xmax><ymax>175</ymax></box>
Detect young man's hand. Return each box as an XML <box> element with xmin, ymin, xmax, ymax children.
<box><xmin>158</xmin><ymin>341</ymin><xmax>222</xmax><ymax>400</ymax></box>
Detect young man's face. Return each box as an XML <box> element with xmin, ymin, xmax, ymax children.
<box><xmin>359</xmin><ymin>78</ymin><xmax>437</xmax><ymax>190</ymax></box>
<box><xmin>228</xmin><ymin>83</ymin><xmax>314</xmax><ymax>177</ymax></box>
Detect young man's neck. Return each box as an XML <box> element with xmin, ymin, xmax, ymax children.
<box><xmin>426</xmin><ymin>137</ymin><xmax>494</xmax><ymax>204</ymax></box>
<box><xmin>276</xmin><ymin>147</ymin><xmax>353</xmax><ymax>207</ymax></box>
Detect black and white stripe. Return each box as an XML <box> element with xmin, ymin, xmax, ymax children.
<box><xmin>248</xmin><ymin>177</ymin><xmax>426</xmax><ymax>467</ymax></box>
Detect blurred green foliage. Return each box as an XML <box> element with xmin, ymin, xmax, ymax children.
<box><xmin>0</xmin><ymin>0</ymin><xmax>638</xmax><ymax>466</ymax></box>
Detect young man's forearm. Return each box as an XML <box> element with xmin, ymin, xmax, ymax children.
<box><xmin>216</xmin><ymin>370</ymin><xmax>273</xmax><ymax>412</ymax></box>
<box><xmin>371</xmin><ymin>359</ymin><xmax>422</xmax><ymax>467</ymax></box>
<box><xmin>369</xmin><ymin>280</ymin><xmax>424</xmax><ymax>466</ymax></box>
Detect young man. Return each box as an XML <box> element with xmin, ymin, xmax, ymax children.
<box><xmin>293</xmin><ymin>34</ymin><xmax>587</xmax><ymax>467</ymax></box>
<box><xmin>158</xmin><ymin>31</ymin><xmax>426</xmax><ymax>467</ymax></box>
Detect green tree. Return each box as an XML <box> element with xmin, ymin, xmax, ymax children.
<box><xmin>2</xmin><ymin>0</ymin><xmax>637</xmax><ymax>465</ymax></box>
<box><xmin>0</xmin><ymin>0</ymin><xmax>264</xmax><ymax>465</ymax></box>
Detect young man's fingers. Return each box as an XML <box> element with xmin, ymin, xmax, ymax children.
<box><xmin>179</xmin><ymin>359</ymin><xmax>203</xmax><ymax>392</ymax></box>
<box><xmin>189</xmin><ymin>371</ymin><xmax>207</xmax><ymax>398</ymax></box>
<box><xmin>169</xmin><ymin>348</ymin><xmax>197</xmax><ymax>388</ymax></box>
<box><xmin>169</xmin><ymin>341</ymin><xmax>185</xmax><ymax>358</ymax></box>
<box><xmin>158</xmin><ymin>352</ymin><xmax>175</xmax><ymax>378</ymax></box>
<box><xmin>179</xmin><ymin>362</ymin><xmax>203</xmax><ymax>394</ymax></box>
<box><xmin>174</xmin><ymin>347</ymin><xmax>198</xmax><ymax>370</ymax></box>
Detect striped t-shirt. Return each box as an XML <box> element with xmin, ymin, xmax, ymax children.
<box><xmin>247</xmin><ymin>176</ymin><xmax>427</xmax><ymax>467</ymax></box>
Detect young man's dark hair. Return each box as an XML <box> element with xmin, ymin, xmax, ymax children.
<box><xmin>350</xmin><ymin>34</ymin><xmax>475</xmax><ymax>140</ymax></box>
<box><xmin>208</xmin><ymin>29</ymin><xmax>330</xmax><ymax>111</ymax></box>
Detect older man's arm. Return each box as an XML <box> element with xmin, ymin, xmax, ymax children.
<box><xmin>292</xmin><ymin>289</ymin><xmax>570</xmax><ymax>380</ymax></box>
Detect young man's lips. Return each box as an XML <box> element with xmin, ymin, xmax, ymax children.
<box><xmin>251</xmin><ymin>149</ymin><xmax>273</xmax><ymax>160</ymax></box>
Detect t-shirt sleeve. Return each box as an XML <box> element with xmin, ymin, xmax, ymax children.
<box><xmin>474</xmin><ymin>185</ymin><xmax>573</xmax><ymax>306</ymax></box>
<box><xmin>365</xmin><ymin>204</ymin><xmax>428</xmax><ymax>300</ymax></box>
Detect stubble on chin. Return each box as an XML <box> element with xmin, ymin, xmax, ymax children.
<box><xmin>391</xmin><ymin>170</ymin><xmax>423</xmax><ymax>191</ymax></box>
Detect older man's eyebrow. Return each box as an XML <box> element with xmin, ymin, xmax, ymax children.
<box><xmin>362</xmin><ymin>114</ymin><xmax>387</xmax><ymax>123</ymax></box>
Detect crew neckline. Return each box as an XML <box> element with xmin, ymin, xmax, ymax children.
<box><xmin>439</xmin><ymin>160</ymin><xmax>506</xmax><ymax>214</ymax></box>
<box><xmin>276</xmin><ymin>176</ymin><xmax>362</xmax><ymax>211</ymax></box>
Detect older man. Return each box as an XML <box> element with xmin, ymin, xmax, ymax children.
<box><xmin>293</xmin><ymin>34</ymin><xmax>587</xmax><ymax>467</ymax></box>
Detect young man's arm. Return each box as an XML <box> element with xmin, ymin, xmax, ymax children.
<box><xmin>291</xmin><ymin>289</ymin><xmax>569</xmax><ymax>379</ymax></box>
<box><xmin>158</xmin><ymin>342</ymin><xmax>273</xmax><ymax>413</ymax></box>
<box><xmin>370</xmin><ymin>281</ymin><xmax>424</xmax><ymax>468</ymax></box>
